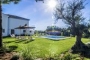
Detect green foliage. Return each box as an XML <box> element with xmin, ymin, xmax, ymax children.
<box><xmin>82</xmin><ymin>32</ymin><xmax>89</xmax><ymax>38</ymax></box>
<box><xmin>46</xmin><ymin>26</ymin><xmax>61</xmax><ymax>31</ymax></box>
<box><xmin>8</xmin><ymin>45</ymin><xmax>18</xmax><ymax>51</ymax></box>
<box><xmin>70</xmin><ymin>34</ymin><xmax>73</xmax><ymax>37</ymax></box>
<box><xmin>1</xmin><ymin>0</ymin><xmax>21</xmax><ymax>4</ymax></box>
<box><xmin>86</xmin><ymin>42</ymin><xmax>90</xmax><ymax>48</ymax></box>
<box><xmin>0</xmin><ymin>43</ymin><xmax>7</xmax><ymax>53</ymax></box>
<box><xmin>63</xmin><ymin>53</ymin><xmax>72</xmax><ymax>60</ymax></box>
<box><xmin>4</xmin><ymin>44</ymin><xmax>18</xmax><ymax>52</ymax></box>
<box><xmin>55</xmin><ymin>0</ymin><xmax>85</xmax><ymax>25</ymax></box>
<box><xmin>61</xmin><ymin>32</ymin><xmax>63</xmax><ymax>36</ymax></box>
<box><xmin>0</xmin><ymin>43</ymin><xmax>17</xmax><ymax>53</ymax></box>
<box><xmin>20</xmin><ymin>46</ymin><xmax>34</xmax><ymax>60</ymax></box>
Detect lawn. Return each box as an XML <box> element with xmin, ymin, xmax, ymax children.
<box><xmin>3</xmin><ymin>36</ymin><xmax>90</xmax><ymax>58</ymax></box>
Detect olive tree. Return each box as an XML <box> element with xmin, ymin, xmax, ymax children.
<box><xmin>55</xmin><ymin>0</ymin><xmax>90</xmax><ymax>55</ymax></box>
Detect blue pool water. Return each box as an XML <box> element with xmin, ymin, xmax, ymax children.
<box><xmin>41</xmin><ymin>35</ymin><xmax>66</xmax><ymax>40</ymax></box>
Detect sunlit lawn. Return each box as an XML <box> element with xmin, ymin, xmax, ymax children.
<box><xmin>3</xmin><ymin>36</ymin><xmax>90</xmax><ymax>58</ymax></box>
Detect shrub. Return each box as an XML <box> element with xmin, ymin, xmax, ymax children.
<box><xmin>62</xmin><ymin>53</ymin><xmax>72</xmax><ymax>60</ymax></box>
<box><xmin>86</xmin><ymin>42</ymin><xmax>90</xmax><ymax>48</ymax></box>
<box><xmin>0</xmin><ymin>43</ymin><xmax>8</xmax><ymax>54</ymax></box>
<box><xmin>0</xmin><ymin>47</ymin><xmax>6</xmax><ymax>54</ymax></box>
<box><xmin>0</xmin><ymin>43</ymin><xmax>17</xmax><ymax>54</ymax></box>
<box><xmin>20</xmin><ymin>46</ymin><xmax>33</xmax><ymax>60</ymax></box>
<box><xmin>6</xmin><ymin>44</ymin><xmax>18</xmax><ymax>52</ymax></box>
<box><xmin>42</xmin><ymin>50</ymin><xmax>59</xmax><ymax>60</ymax></box>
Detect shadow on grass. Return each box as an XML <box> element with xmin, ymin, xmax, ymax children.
<box><xmin>48</xmin><ymin>39</ymin><xmax>66</xmax><ymax>41</ymax></box>
<box><xmin>80</xmin><ymin>48</ymin><xmax>90</xmax><ymax>58</ymax></box>
<box><xmin>23</xmin><ymin>40</ymin><xmax>34</xmax><ymax>44</ymax></box>
<box><xmin>3</xmin><ymin>41</ymin><xmax>15</xmax><ymax>43</ymax></box>
<box><xmin>8</xmin><ymin>45</ymin><xmax>18</xmax><ymax>51</ymax></box>
<box><xmin>15</xmin><ymin>39</ymin><xmax>26</xmax><ymax>43</ymax></box>
<box><xmin>71</xmin><ymin>46</ymin><xmax>90</xmax><ymax>59</ymax></box>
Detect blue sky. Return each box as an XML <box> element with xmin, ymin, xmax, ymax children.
<box><xmin>2</xmin><ymin>0</ymin><xmax>90</xmax><ymax>30</ymax></box>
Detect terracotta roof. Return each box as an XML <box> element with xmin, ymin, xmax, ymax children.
<box><xmin>7</xmin><ymin>14</ymin><xmax>30</xmax><ymax>21</ymax></box>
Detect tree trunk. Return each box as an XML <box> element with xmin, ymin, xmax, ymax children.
<box><xmin>71</xmin><ymin>21</ymin><xmax>76</xmax><ymax>37</ymax></box>
<box><xmin>0</xmin><ymin>1</ymin><xmax>2</xmax><ymax>47</ymax></box>
<box><xmin>71</xmin><ymin>27</ymin><xmax>75</xmax><ymax>37</ymax></box>
<box><xmin>71</xmin><ymin>31</ymin><xmax>89</xmax><ymax>54</ymax></box>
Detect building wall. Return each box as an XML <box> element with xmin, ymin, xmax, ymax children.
<box><xmin>2</xmin><ymin>14</ymin><xmax>8</xmax><ymax>36</ymax></box>
<box><xmin>9</xmin><ymin>18</ymin><xmax>29</xmax><ymax>35</ymax></box>
<box><xmin>29</xmin><ymin>29</ymin><xmax>35</xmax><ymax>35</ymax></box>
<box><xmin>2</xmin><ymin>14</ymin><xmax>35</xmax><ymax>36</ymax></box>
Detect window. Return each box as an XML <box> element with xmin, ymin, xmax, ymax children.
<box><xmin>11</xmin><ymin>29</ymin><xmax>14</xmax><ymax>34</ymax></box>
<box><xmin>30</xmin><ymin>31</ymin><xmax>32</xmax><ymax>33</ymax></box>
<box><xmin>3</xmin><ymin>29</ymin><xmax>5</xmax><ymax>33</ymax></box>
<box><xmin>23</xmin><ymin>30</ymin><xmax>26</xmax><ymax>33</ymax></box>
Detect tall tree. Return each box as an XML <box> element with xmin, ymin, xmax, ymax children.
<box><xmin>0</xmin><ymin>0</ymin><xmax>20</xmax><ymax>47</ymax></box>
<box><xmin>55</xmin><ymin>0</ymin><xmax>90</xmax><ymax>55</ymax></box>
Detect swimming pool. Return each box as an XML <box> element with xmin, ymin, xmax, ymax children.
<box><xmin>41</xmin><ymin>35</ymin><xmax>67</xmax><ymax>40</ymax></box>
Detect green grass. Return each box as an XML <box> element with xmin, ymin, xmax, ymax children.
<box><xmin>3</xmin><ymin>37</ymin><xmax>90</xmax><ymax>58</ymax></box>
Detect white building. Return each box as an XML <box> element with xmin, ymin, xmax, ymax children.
<box><xmin>2</xmin><ymin>13</ymin><xmax>35</xmax><ymax>36</ymax></box>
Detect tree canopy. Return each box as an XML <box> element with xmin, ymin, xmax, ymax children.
<box><xmin>55</xmin><ymin>0</ymin><xmax>85</xmax><ymax>26</ymax></box>
<box><xmin>0</xmin><ymin>0</ymin><xmax>20</xmax><ymax>4</ymax></box>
